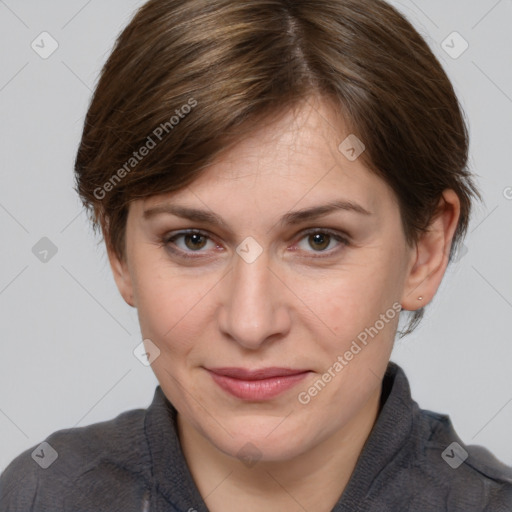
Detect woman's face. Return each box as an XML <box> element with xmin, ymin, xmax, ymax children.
<box><xmin>111</xmin><ymin>97</ymin><xmax>419</xmax><ymax>462</ymax></box>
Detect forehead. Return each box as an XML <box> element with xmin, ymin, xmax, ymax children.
<box><xmin>139</xmin><ymin>97</ymin><xmax>395</xmax><ymax>217</ymax></box>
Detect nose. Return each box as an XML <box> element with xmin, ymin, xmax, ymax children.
<box><xmin>217</xmin><ymin>248</ymin><xmax>291</xmax><ymax>350</ymax></box>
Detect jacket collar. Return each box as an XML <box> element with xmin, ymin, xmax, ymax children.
<box><xmin>331</xmin><ymin>361</ymin><xmax>415</xmax><ymax>510</ymax></box>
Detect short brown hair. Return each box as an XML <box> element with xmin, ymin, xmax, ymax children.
<box><xmin>74</xmin><ymin>0</ymin><xmax>482</xmax><ymax>337</ymax></box>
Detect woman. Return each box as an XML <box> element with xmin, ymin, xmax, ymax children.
<box><xmin>1</xmin><ymin>0</ymin><xmax>511</xmax><ymax>510</ymax></box>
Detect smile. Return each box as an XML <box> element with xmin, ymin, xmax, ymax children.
<box><xmin>205</xmin><ymin>367</ymin><xmax>311</xmax><ymax>401</ymax></box>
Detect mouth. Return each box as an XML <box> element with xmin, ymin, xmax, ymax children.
<box><xmin>205</xmin><ymin>367</ymin><xmax>312</xmax><ymax>401</ymax></box>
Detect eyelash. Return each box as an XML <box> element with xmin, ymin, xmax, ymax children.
<box><xmin>159</xmin><ymin>228</ymin><xmax>351</xmax><ymax>261</ymax></box>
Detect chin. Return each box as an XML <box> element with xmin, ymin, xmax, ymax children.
<box><xmin>206</xmin><ymin>417</ymin><xmax>313</xmax><ymax>463</ymax></box>
<box><xmin>221</xmin><ymin>437</ymin><xmax>305</xmax><ymax>464</ymax></box>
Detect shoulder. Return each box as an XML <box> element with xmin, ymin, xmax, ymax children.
<box><xmin>414</xmin><ymin>407</ymin><xmax>512</xmax><ymax>511</ymax></box>
<box><xmin>0</xmin><ymin>406</ymin><xmax>151</xmax><ymax>511</ymax></box>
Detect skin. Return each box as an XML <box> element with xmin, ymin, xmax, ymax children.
<box><xmin>107</xmin><ymin>95</ymin><xmax>460</xmax><ymax>512</ymax></box>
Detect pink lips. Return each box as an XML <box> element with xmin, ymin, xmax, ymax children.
<box><xmin>206</xmin><ymin>367</ymin><xmax>311</xmax><ymax>400</ymax></box>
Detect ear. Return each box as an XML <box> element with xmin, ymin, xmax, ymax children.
<box><xmin>401</xmin><ymin>189</ymin><xmax>461</xmax><ymax>311</ymax></box>
<box><xmin>105</xmin><ymin>242</ymin><xmax>136</xmax><ymax>308</ymax></box>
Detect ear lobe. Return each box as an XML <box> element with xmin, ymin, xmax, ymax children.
<box><xmin>106</xmin><ymin>244</ymin><xmax>136</xmax><ymax>308</ymax></box>
<box><xmin>400</xmin><ymin>189</ymin><xmax>461</xmax><ymax>311</ymax></box>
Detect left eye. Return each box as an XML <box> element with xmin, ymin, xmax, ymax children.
<box><xmin>295</xmin><ymin>231</ymin><xmax>348</xmax><ymax>253</ymax></box>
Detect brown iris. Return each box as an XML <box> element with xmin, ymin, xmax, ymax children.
<box><xmin>308</xmin><ymin>233</ymin><xmax>330</xmax><ymax>251</ymax></box>
<box><xmin>184</xmin><ymin>233</ymin><xmax>208</xmax><ymax>251</ymax></box>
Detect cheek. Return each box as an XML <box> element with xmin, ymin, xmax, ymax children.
<box><xmin>299</xmin><ymin>263</ymin><xmax>402</xmax><ymax>370</ymax></box>
<box><xmin>132</xmin><ymin>261</ymin><xmax>217</xmax><ymax>352</ymax></box>
<box><xmin>302</xmin><ymin>264</ymin><xmax>395</xmax><ymax>331</ymax></box>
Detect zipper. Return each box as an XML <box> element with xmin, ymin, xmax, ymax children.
<box><xmin>141</xmin><ymin>488</ymin><xmax>150</xmax><ymax>511</ymax></box>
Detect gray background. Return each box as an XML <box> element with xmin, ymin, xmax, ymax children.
<box><xmin>0</xmin><ymin>0</ymin><xmax>511</xmax><ymax>473</ymax></box>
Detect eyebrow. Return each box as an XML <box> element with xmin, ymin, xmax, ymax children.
<box><xmin>142</xmin><ymin>200</ymin><xmax>372</xmax><ymax>227</ymax></box>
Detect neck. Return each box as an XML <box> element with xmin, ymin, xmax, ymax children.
<box><xmin>177</xmin><ymin>386</ymin><xmax>382</xmax><ymax>512</ymax></box>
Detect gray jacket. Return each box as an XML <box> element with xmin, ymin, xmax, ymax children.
<box><xmin>1</xmin><ymin>362</ymin><xmax>511</xmax><ymax>511</ymax></box>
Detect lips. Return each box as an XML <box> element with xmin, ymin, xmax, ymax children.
<box><xmin>206</xmin><ymin>367</ymin><xmax>311</xmax><ymax>400</ymax></box>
